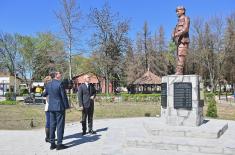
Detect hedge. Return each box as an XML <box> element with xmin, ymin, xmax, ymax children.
<box><xmin>95</xmin><ymin>93</ymin><xmax>161</xmax><ymax>103</ymax></box>
<box><xmin>0</xmin><ymin>100</ymin><xmax>17</xmax><ymax>105</ymax></box>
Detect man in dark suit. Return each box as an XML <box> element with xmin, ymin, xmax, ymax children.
<box><xmin>77</xmin><ymin>74</ymin><xmax>96</xmax><ymax>135</ymax></box>
<box><xmin>43</xmin><ymin>71</ymin><xmax>70</xmax><ymax>150</ymax></box>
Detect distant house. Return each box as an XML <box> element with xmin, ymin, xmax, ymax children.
<box><xmin>0</xmin><ymin>72</ymin><xmax>22</xmax><ymax>95</ymax></box>
<box><xmin>131</xmin><ymin>70</ymin><xmax>162</xmax><ymax>94</ymax></box>
<box><xmin>72</xmin><ymin>72</ymin><xmax>113</xmax><ymax>93</ymax></box>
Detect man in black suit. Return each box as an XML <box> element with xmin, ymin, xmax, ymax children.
<box><xmin>43</xmin><ymin>71</ymin><xmax>70</xmax><ymax>150</ymax></box>
<box><xmin>77</xmin><ymin>75</ymin><xmax>96</xmax><ymax>135</ymax></box>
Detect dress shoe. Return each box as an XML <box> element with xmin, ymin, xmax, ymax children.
<box><xmin>50</xmin><ymin>143</ymin><xmax>57</xmax><ymax>150</ymax></box>
<box><xmin>56</xmin><ymin>144</ymin><xmax>69</xmax><ymax>150</ymax></box>
<box><xmin>88</xmin><ymin>130</ymin><xmax>96</xmax><ymax>134</ymax></box>
<box><xmin>45</xmin><ymin>138</ymin><xmax>50</xmax><ymax>143</ymax></box>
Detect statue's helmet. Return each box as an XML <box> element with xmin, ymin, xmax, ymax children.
<box><xmin>176</xmin><ymin>6</ymin><xmax>186</xmax><ymax>12</ymax></box>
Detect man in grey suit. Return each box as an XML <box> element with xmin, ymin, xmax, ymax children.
<box><xmin>43</xmin><ymin>71</ymin><xmax>70</xmax><ymax>150</ymax></box>
<box><xmin>77</xmin><ymin>75</ymin><xmax>96</xmax><ymax>135</ymax></box>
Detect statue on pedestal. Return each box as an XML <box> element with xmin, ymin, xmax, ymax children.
<box><xmin>172</xmin><ymin>6</ymin><xmax>190</xmax><ymax>75</ymax></box>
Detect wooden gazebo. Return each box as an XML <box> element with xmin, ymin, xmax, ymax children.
<box><xmin>131</xmin><ymin>70</ymin><xmax>161</xmax><ymax>94</ymax></box>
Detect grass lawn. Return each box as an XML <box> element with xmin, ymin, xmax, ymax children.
<box><xmin>0</xmin><ymin>102</ymin><xmax>159</xmax><ymax>130</ymax></box>
<box><xmin>0</xmin><ymin>100</ymin><xmax>235</xmax><ymax>130</ymax></box>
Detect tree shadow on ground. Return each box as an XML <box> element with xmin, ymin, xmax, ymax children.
<box><xmin>63</xmin><ymin>127</ymin><xmax>108</xmax><ymax>148</ymax></box>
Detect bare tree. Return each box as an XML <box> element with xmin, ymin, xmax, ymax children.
<box><xmin>190</xmin><ymin>16</ymin><xmax>227</xmax><ymax>92</ymax></box>
<box><xmin>123</xmin><ymin>42</ymin><xmax>139</xmax><ymax>84</ymax></box>
<box><xmin>89</xmin><ymin>2</ymin><xmax>129</xmax><ymax>94</ymax></box>
<box><xmin>135</xmin><ymin>21</ymin><xmax>151</xmax><ymax>71</ymax></box>
<box><xmin>55</xmin><ymin>0</ymin><xmax>82</xmax><ymax>80</ymax></box>
<box><xmin>0</xmin><ymin>33</ymin><xmax>20</xmax><ymax>75</ymax></box>
<box><xmin>151</xmin><ymin>26</ymin><xmax>168</xmax><ymax>76</ymax></box>
<box><xmin>223</xmin><ymin>13</ymin><xmax>235</xmax><ymax>89</ymax></box>
<box><xmin>0</xmin><ymin>32</ymin><xmax>21</xmax><ymax>94</ymax></box>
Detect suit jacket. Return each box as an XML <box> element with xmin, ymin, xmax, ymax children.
<box><xmin>43</xmin><ymin>79</ymin><xmax>69</xmax><ymax>111</ymax></box>
<box><xmin>77</xmin><ymin>83</ymin><xmax>96</xmax><ymax>108</ymax></box>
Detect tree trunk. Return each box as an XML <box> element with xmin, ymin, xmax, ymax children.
<box><xmin>219</xmin><ymin>83</ymin><xmax>221</xmax><ymax>100</ymax></box>
<box><xmin>105</xmin><ymin>70</ymin><xmax>109</xmax><ymax>95</ymax></box>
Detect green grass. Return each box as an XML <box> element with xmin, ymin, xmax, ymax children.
<box><xmin>0</xmin><ymin>104</ymin><xmax>45</xmax><ymax>130</ymax></box>
<box><xmin>0</xmin><ymin>100</ymin><xmax>17</xmax><ymax>105</ymax></box>
<box><xmin>94</xmin><ymin>102</ymin><xmax>159</xmax><ymax>119</ymax></box>
<box><xmin>1</xmin><ymin>99</ymin><xmax>235</xmax><ymax>130</ymax></box>
<box><xmin>0</xmin><ymin>102</ymin><xmax>159</xmax><ymax>130</ymax></box>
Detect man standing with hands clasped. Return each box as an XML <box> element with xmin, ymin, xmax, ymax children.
<box><xmin>77</xmin><ymin>74</ymin><xmax>96</xmax><ymax>135</ymax></box>
<box><xmin>43</xmin><ymin>71</ymin><xmax>70</xmax><ymax>150</ymax></box>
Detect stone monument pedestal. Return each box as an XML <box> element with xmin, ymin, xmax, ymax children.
<box><xmin>161</xmin><ymin>75</ymin><xmax>204</xmax><ymax>126</ymax></box>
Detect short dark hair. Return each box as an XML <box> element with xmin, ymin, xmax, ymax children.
<box><xmin>49</xmin><ymin>72</ymin><xmax>56</xmax><ymax>79</ymax></box>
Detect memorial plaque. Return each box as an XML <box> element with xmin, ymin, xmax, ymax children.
<box><xmin>161</xmin><ymin>83</ymin><xmax>167</xmax><ymax>108</ymax></box>
<box><xmin>174</xmin><ymin>82</ymin><xmax>192</xmax><ymax>109</ymax></box>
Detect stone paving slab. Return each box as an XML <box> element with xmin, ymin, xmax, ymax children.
<box><xmin>0</xmin><ymin>117</ymin><xmax>235</xmax><ymax>155</ymax></box>
<box><xmin>124</xmin><ymin>148</ymin><xmax>224</xmax><ymax>155</ymax></box>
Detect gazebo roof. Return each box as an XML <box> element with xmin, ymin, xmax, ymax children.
<box><xmin>133</xmin><ymin>70</ymin><xmax>161</xmax><ymax>85</ymax></box>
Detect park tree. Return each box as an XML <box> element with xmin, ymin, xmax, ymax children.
<box><xmin>134</xmin><ymin>24</ymin><xmax>168</xmax><ymax>77</ymax></box>
<box><xmin>190</xmin><ymin>18</ymin><xmax>222</xmax><ymax>92</ymax></box>
<box><xmin>0</xmin><ymin>33</ymin><xmax>21</xmax><ymax>75</ymax></box>
<box><xmin>150</xmin><ymin>26</ymin><xmax>168</xmax><ymax>76</ymax></box>
<box><xmin>89</xmin><ymin>2</ymin><xmax>129</xmax><ymax>94</ymax></box>
<box><xmin>155</xmin><ymin>26</ymin><xmax>166</xmax><ymax>53</ymax></box>
<box><xmin>32</xmin><ymin>32</ymin><xmax>67</xmax><ymax>80</ymax></box>
<box><xmin>123</xmin><ymin>42</ymin><xmax>139</xmax><ymax>84</ymax></box>
<box><xmin>165</xmin><ymin>41</ymin><xmax>176</xmax><ymax>75</ymax></box>
<box><xmin>71</xmin><ymin>55</ymin><xmax>96</xmax><ymax>75</ymax></box>
<box><xmin>17</xmin><ymin>35</ymin><xmax>36</xmax><ymax>84</ymax></box>
<box><xmin>55</xmin><ymin>0</ymin><xmax>82</xmax><ymax>80</ymax></box>
<box><xmin>203</xmin><ymin>22</ymin><xmax>217</xmax><ymax>91</ymax></box>
<box><xmin>142</xmin><ymin>21</ymin><xmax>151</xmax><ymax>70</ymax></box>
<box><xmin>136</xmin><ymin>21</ymin><xmax>151</xmax><ymax>71</ymax></box>
<box><xmin>223</xmin><ymin>13</ymin><xmax>235</xmax><ymax>87</ymax></box>
<box><xmin>17</xmin><ymin>33</ymin><xmax>67</xmax><ymax>81</ymax></box>
<box><xmin>188</xmin><ymin>18</ymin><xmax>207</xmax><ymax>76</ymax></box>
<box><xmin>0</xmin><ymin>32</ymin><xmax>22</xmax><ymax>94</ymax></box>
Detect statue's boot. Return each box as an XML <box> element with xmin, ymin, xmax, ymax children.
<box><xmin>175</xmin><ymin>65</ymin><xmax>183</xmax><ymax>75</ymax></box>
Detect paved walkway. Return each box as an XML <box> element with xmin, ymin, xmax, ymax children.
<box><xmin>0</xmin><ymin>117</ymin><xmax>235</xmax><ymax>155</ymax></box>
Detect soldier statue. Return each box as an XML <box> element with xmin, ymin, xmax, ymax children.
<box><xmin>172</xmin><ymin>6</ymin><xmax>190</xmax><ymax>75</ymax></box>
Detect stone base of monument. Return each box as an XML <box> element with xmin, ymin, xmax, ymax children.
<box><xmin>144</xmin><ymin>118</ymin><xmax>228</xmax><ymax>139</ymax></box>
<box><xmin>161</xmin><ymin>75</ymin><xmax>204</xmax><ymax>126</ymax></box>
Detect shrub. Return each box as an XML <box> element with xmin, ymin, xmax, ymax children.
<box><xmin>19</xmin><ymin>89</ymin><xmax>29</xmax><ymax>96</ymax></box>
<box><xmin>5</xmin><ymin>92</ymin><xmax>15</xmax><ymax>101</ymax></box>
<box><xmin>120</xmin><ymin>93</ymin><xmax>161</xmax><ymax>102</ymax></box>
<box><xmin>95</xmin><ymin>93</ymin><xmax>161</xmax><ymax>103</ymax></box>
<box><xmin>206</xmin><ymin>93</ymin><xmax>218</xmax><ymax>118</ymax></box>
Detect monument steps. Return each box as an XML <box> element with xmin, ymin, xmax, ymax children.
<box><xmin>123</xmin><ymin>119</ymin><xmax>234</xmax><ymax>155</ymax></box>
<box><xmin>125</xmin><ymin>135</ymin><xmax>235</xmax><ymax>155</ymax></box>
<box><xmin>143</xmin><ymin>119</ymin><xmax>228</xmax><ymax>139</ymax></box>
